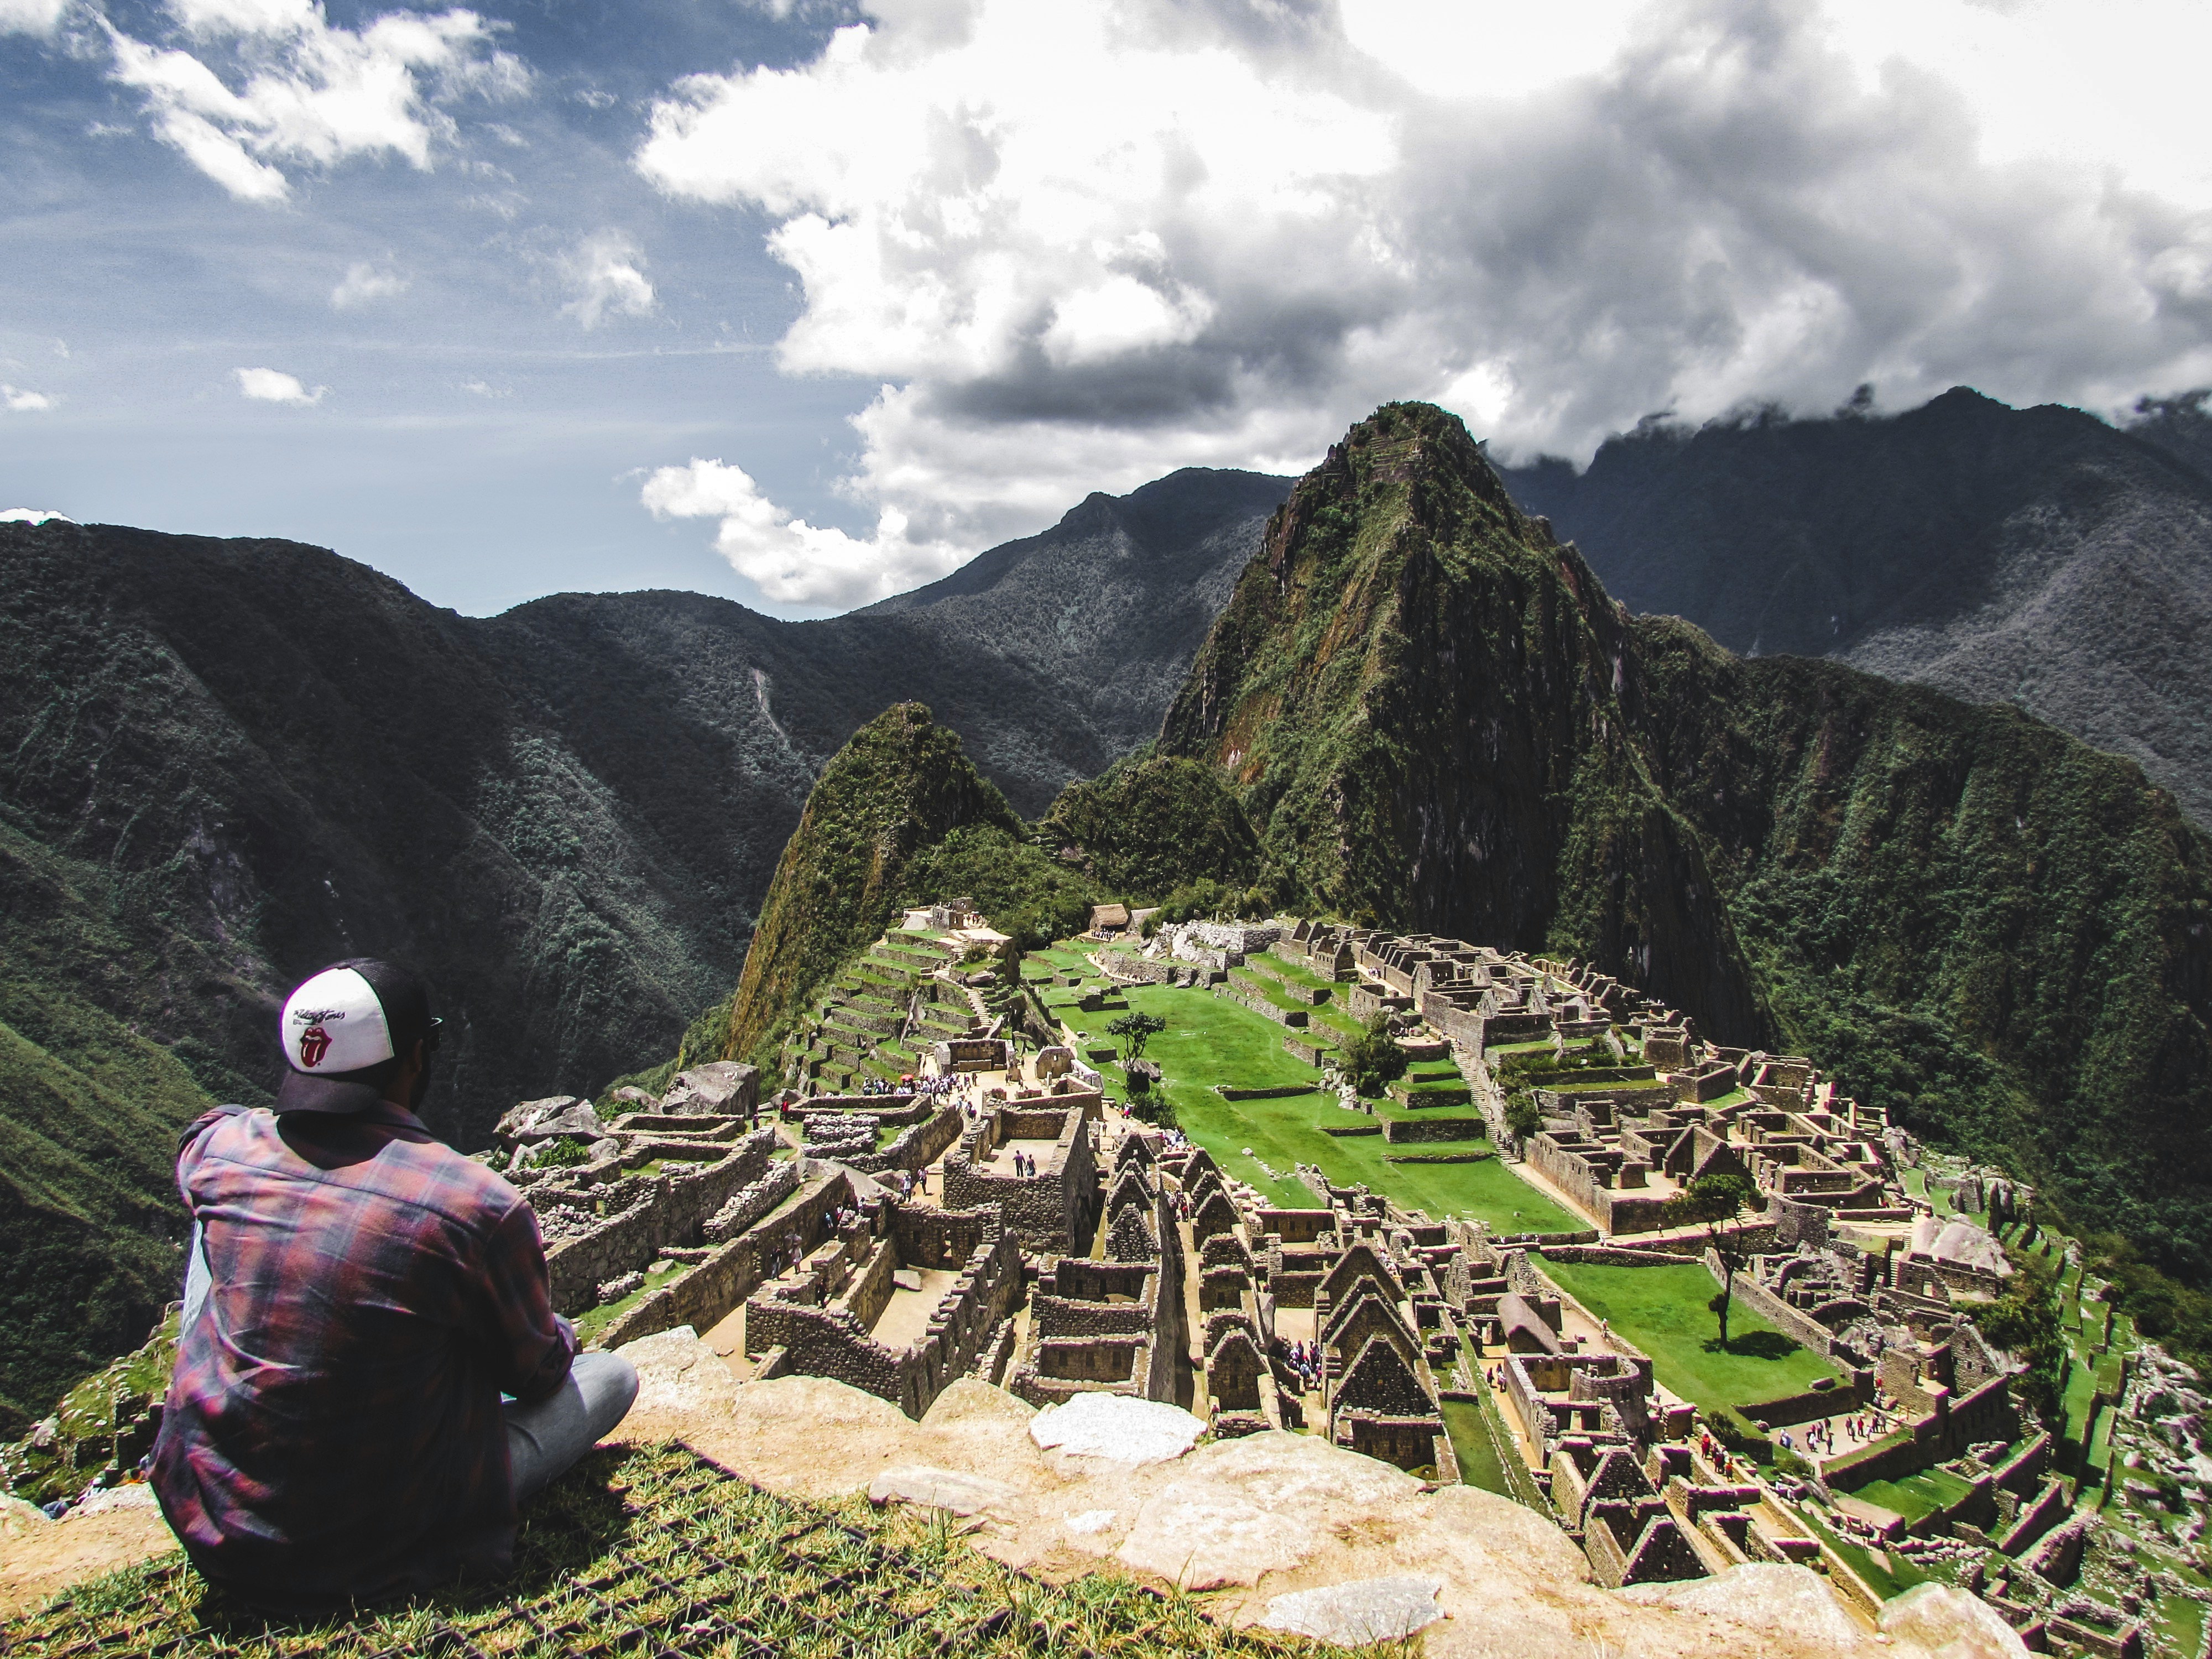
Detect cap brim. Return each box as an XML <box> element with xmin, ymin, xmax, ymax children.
<box><xmin>275</xmin><ymin>1069</ymin><xmax>389</xmax><ymax>1115</ymax></box>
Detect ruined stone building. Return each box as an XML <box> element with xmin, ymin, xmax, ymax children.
<box><xmin>1007</xmin><ymin>1133</ymin><xmax>1185</xmax><ymax>1407</ymax></box>
<box><xmin>941</xmin><ymin>1100</ymin><xmax>1100</xmax><ymax>1253</ymax></box>
<box><xmin>743</xmin><ymin>1198</ymin><xmax>1024</xmax><ymax>1418</ymax></box>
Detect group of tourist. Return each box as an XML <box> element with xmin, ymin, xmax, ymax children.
<box><xmin>1782</xmin><ymin>1413</ymin><xmax>1879</xmax><ymax>1458</ymax></box>
<box><xmin>1008</xmin><ymin>1149</ymin><xmax>1039</xmax><ymax>1177</ymax></box>
<box><xmin>1279</xmin><ymin>1339</ymin><xmax>1325</xmax><ymax>1392</ymax></box>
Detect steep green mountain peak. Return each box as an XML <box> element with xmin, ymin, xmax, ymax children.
<box><xmin>1164</xmin><ymin>400</ymin><xmax>1762</xmax><ymax>1033</ymax></box>
<box><xmin>718</xmin><ymin>703</ymin><xmax>1021</xmax><ymax>1065</ymax></box>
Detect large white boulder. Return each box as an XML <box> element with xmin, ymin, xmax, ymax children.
<box><xmin>868</xmin><ymin>1466</ymin><xmax>1021</xmax><ymax>1517</ymax></box>
<box><xmin>1029</xmin><ymin>1392</ymin><xmax>1205</xmax><ymax>1465</ymax></box>
<box><xmin>661</xmin><ymin>1062</ymin><xmax>759</xmax><ymax>1117</ymax></box>
<box><xmin>1879</xmin><ymin>1583</ymin><xmax>2032</xmax><ymax>1658</ymax></box>
<box><xmin>495</xmin><ymin>1096</ymin><xmax>607</xmax><ymax>1147</ymax></box>
<box><xmin>1626</xmin><ymin>1562</ymin><xmax>1866</xmax><ymax>1647</ymax></box>
<box><xmin>615</xmin><ymin>1327</ymin><xmax>738</xmax><ymax>1416</ymax></box>
<box><xmin>1932</xmin><ymin>1220</ymin><xmax>2012</xmax><ymax>1277</ymax></box>
<box><xmin>1260</xmin><ymin>1576</ymin><xmax>1444</xmax><ymax>1645</ymax></box>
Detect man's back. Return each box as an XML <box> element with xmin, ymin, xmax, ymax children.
<box><xmin>153</xmin><ymin>1102</ymin><xmax>573</xmax><ymax>1608</ymax></box>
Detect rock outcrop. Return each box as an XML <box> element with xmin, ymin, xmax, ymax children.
<box><xmin>2</xmin><ymin>1343</ymin><xmax>2030</xmax><ymax>1657</ymax></box>
<box><xmin>496</xmin><ymin>1097</ymin><xmax>609</xmax><ymax>1146</ymax></box>
<box><xmin>609</xmin><ymin>1346</ymin><xmax>2006</xmax><ymax>1659</ymax></box>
<box><xmin>658</xmin><ymin>1062</ymin><xmax>759</xmax><ymax>1118</ymax></box>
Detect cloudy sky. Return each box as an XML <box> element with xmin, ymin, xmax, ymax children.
<box><xmin>3</xmin><ymin>0</ymin><xmax>2209</xmax><ymax>617</ymax></box>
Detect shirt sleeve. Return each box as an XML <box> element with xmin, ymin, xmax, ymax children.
<box><xmin>472</xmin><ymin>1199</ymin><xmax>578</xmax><ymax>1404</ymax></box>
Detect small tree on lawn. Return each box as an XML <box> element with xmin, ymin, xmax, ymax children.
<box><xmin>1107</xmin><ymin>1011</ymin><xmax>1167</xmax><ymax>1065</ymax></box>
<box><xmin>1343</xmin><ymin>1014</ymin><xmax>1411</xmax><ymax>1099</ymax></box>
<box><xmin>1666</xmin><ymin>1172</ymin><xmax>1757</xmax><ymax>1350</ymax></box>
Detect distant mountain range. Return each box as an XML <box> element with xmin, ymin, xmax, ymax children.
<box><xmin>1498</xmin><ymin>387</ymin><xmax>2212</xmax><ymax>828</ymax></box>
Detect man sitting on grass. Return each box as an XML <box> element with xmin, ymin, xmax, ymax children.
<box><xmin>151</xmin><ymin>959</ymin><xmax>638</xmax><ymax>1611</ymax></box>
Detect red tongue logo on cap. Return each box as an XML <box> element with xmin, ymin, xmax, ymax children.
<box><xmin>293</xmin><ymin>1007</ymin><xmax>345</xmax><ymax>1069</ymax></box>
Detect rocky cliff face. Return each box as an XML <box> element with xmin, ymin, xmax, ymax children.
<box><xmin>860</xmin><ymin>468</ymin><xmax>1290</xmax><ymax>761</ymax></box>
<box><xmin>1163</xmin><ymin>403</ymin><xmax>1771</xmax><ymax>1037</ymax></box>
<box><xmin>1500</xmin><ymin>388</ymin><xmax>2212</xmax><ymax>829</ymax></box>
<box><xmin>1166</xmin><ymin>402</ymin><xmax>2212</xmax><ymax>1272</ymax></box>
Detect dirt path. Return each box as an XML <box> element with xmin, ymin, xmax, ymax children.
<box><xmin>2</xmin><ymin>1497</ymin><xmax>178</xmax><ymax>1619</ymax></box>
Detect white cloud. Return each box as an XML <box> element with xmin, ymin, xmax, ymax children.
<box><xmin>331</xmin><ymin>260</ymin><xmax>409</xmax><ymax>309</ymax></box>
<box><xmin>459</xmin><ymin>377</ymin><xmax>509</xmax><ymax>397</ymax></box>
<box><xmin>0</xmin><ymin>0</ymin><xmax>69</xmax><ymax>38</ymax></box>
<box><xmin>234</xmin><ymin>366</ymin><xmax>326</xmax><ymax>404</ymax></box>
<box><xmin>105</xmin><ymin>2</ymin><xmax>529</xmax><ymax>203</ymax></box>
<box><xmin>0</xmin><ymin>508</ymin><xmax>71</xmax><ymax>523</ymax></box>
<box><xmin>560</xmin><ymin>229</ymin><xmax>656</xmax><ymax>329</ymax></box>
<box><xmin>2</xmin><ymin>384</ymin><xmax>56</xmax><ymax>412</ymax></box>
<box><xmin>641</xmin><ymin>457</ymin><xmax>948</xmax><ymax>607</ymax></box>
<box><xmin>632</xmin><ymin>0</ymin><xmax>2212</xmax><ymax>609</ymax></box>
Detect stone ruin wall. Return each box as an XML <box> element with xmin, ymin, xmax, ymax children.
<box><xmin>593</xmin><ymin>1165</ymin><xmax>849</xmax><ymax>1350</ymax></box>
<box><xmin>539</xmin><ymin>1126</ymin><xmax>780</xmax><ymax>1315</ymax></box>
<box><xmin>747</xmin><ymin>1214</ymin><xmax>1022</xmax><ymax>1420</ymax></box>
<box><xmin>940</xmin><ymin>1106</ymin><xmax>1097</xmax><ymax>1253</ymax></box>
<box><xmin>836</xmin><ymin>1104</ymin><xmax>966</xmax><ymax>1176</ymax></box>
<box><xmin>1380</xmin><ymin>1115</ymin><xmax>1485</xmax><ymax>1144</ymax></box>
<box><xmin>1522</xmin><ymin>1132</ymin><xmax>1672</xmax><ymax>1235</ymax></box>
<box><xmin>1721</xmin><ymin>1253</ymin><xmax>1846</xmax><ymax>1360</ymax></box>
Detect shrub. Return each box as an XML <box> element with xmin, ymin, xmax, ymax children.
<box><xmin>535</xmin><ymin>1135</ymin><xmax>592</xmax><ymax>1169</ymax></box>
<box><xmin>1342</xmin><ymin>1014</ymin><xmax>1411</xmax><ymax>1098</ymax></box>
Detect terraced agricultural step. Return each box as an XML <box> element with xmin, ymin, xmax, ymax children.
<box><xmin>876</xmin><ymin>943</ymin><xmax>947</xmax><ymax>969</ymax></box>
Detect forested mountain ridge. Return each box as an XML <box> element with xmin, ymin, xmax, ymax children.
<box><xmin>860</xmin><ymin>467</ymin><xmax>1290</xmax><ymax>760</ymax></box>
<box><xmin>0</xmin><ymin>469</ymin><xmax>1274</xmax><ymax>1424</ymax></box>
<box><xmin>1166</xmin><ymin>401</ymin><xmax>2212</xmax><ymax>1277</ymax></box>
<box><xmin>1499</xmin><ymin>387</ymin><xmax>2212</xmax><ymax>828</ymax></box>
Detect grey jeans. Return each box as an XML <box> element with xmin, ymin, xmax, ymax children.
<box><xmin>505</xmin><ymin>1351</ymin><xmax>639</xmax><ymax>1502</ymax></box>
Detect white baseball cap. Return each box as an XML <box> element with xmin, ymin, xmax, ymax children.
<box><xmin>275</xmin><ymin>958</ymin><xmax>440</xmax><ymax>1114</ymax></box>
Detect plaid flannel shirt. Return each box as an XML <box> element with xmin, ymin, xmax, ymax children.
<box><xmin>151</xmin><ymin>1101</ymin><xmax>575</xmax><ymax>1609</ymax></box>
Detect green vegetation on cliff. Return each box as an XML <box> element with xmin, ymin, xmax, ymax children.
<box><xmin>1037</xmin><ymin>752</ymin><xmax>1260</xmax><ymax>899</ymax></box>
<box><xmin>718</xmin><ymin>705</ymin><xmax>1022</xmax><ymax>1066</ymax></box>
<box><xmin>1165</xmin><ymin>400</ymin><xmax>1770</xmax><ymax>1036</ymax></box>
<box><xmin>0</xmin><ymin>818</ymin><xmax>245</xmax><ymax>1430</ymax></box>
<box><xmin>1164</xmin><ymin>401</ymin><xmax>2212</xmax><ymax>1279</ymax></box>
<box><xmin>1633</xmin><ymin>623</ymin><xmax>2212</xmax><ymax>1269</ymax></box>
